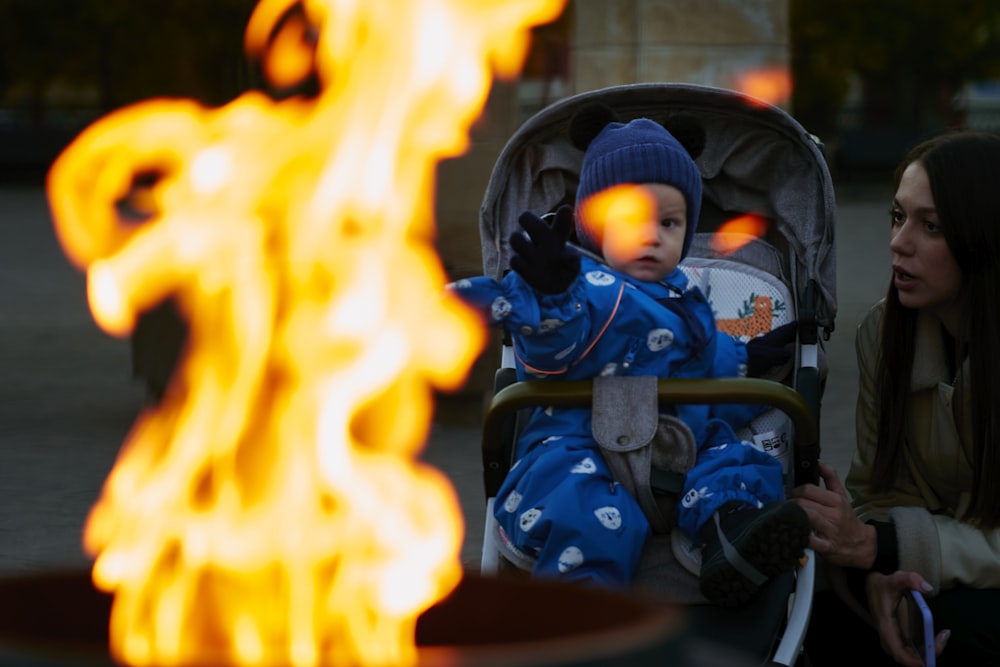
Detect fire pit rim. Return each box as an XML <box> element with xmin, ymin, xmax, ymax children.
<box><xmin>0</xmin><ymin>567</ymin><xmax>685</xmax><ymax>667</ymax></box>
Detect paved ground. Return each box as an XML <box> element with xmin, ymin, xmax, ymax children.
<box><xmin>0</xmin><ymin>180</ymin><xmax>892</xmax><ymax>578</ymax></box>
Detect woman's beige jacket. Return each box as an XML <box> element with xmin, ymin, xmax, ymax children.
<box><xmin>848</xmin><ymin>300</ymin><xmax>1000</xmax><ymax>592</ymax></box>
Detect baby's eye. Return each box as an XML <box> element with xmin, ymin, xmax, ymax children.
<box><xmin>660</xmin><ymin>217</ymin><xmax>679</xmax><ymax>229</ymax></box>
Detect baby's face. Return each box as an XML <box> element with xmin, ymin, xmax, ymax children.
<box><xmin>600</xmin><ymin>182</ymin><xmax>687</xmax><ymax>282</ymax></box>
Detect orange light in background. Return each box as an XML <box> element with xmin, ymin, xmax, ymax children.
<box><xmin>46</xmin><ymin>0</ymin><xmax>565</xmax><ymax>666</ymax></box>
<box><xmin>710</xmin><ymin>213</ymin><xmax>769</xmax><ymax>255</ymax></box>
<box><xmin>577</xmin><ymin>184</ymin><xmax>657</xmax><ymax>257</ymax></box>
<box><xmin>733</xmin><ymin>66</ymin><xmax>792</xmax><ymax>107</ymax></box>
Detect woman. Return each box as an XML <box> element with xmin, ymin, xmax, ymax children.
<box><xmin>792</xmin><ymin>130</ymin><xmax>1000</xmax><ymax>666</ymax></box>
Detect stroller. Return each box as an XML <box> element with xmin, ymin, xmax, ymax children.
<box><xmin>475</xmin><ymin>83</ymin><xmax>836</xmax><ymax>665</ymax></box>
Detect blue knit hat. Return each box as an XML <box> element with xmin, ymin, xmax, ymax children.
<box><xmin>570</xmin><ymin>104</ymin><xmax>705</xmax><ymax>260</ymax></box>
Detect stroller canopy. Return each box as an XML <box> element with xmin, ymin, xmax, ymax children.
<box><xmin>478</xmin><ymin>83</ymin><xmax>837</xmax><ymax>334</ymax></box>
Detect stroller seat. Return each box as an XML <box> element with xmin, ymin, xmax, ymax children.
<box><xmin>480</xmin><ymin>260</ymin><xmax>816</xmax><ymax>666</ymax></box>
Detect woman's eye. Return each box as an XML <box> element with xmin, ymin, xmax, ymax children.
<box><xmin>888</xmin><ymin>208</ymin><xmax>904</xmax><ymax>226</ymax></box>
<box><xmin>924</xmin><ymin>220</ymin><xmax>941</xmax><ymax>233</ymax></box>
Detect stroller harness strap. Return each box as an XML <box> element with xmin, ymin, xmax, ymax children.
<box><xmin>592</xmin><ymin>375</ymin><xmax>696</xmax><ymax>533</ymax></box>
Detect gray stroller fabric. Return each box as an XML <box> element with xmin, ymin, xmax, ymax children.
<box><xmin>479</xmin><ymin>82</ymin><xmax>837</xmax><ymax>335</ymax></box>
<box><xmin>592</xmin><ymin>375</ymin><xmax>697</xmax><ymax>534</ymax></box>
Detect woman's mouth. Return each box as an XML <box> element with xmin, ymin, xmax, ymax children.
<box><xmin>893</xmin><ymin>266</ymin><xmax>917</xmax><ymax>288</ymax></box>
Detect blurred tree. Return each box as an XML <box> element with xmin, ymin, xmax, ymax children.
<box><xmin>0</xmin><ymin>0</ymin><xmax>257</xmax><ymax>124</ymax></box>
<box><xmin>791</xmin><ymin>0</ymin><xmax>1000</xmax><ymax>137</ymax></box>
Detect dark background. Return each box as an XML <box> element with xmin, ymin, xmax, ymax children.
<box><xmin>792</xmin><ymin>0</ymin><xmax>1000</xmax><ymax>175</ymax></box>
<box><xmin>0</xmin><ymin>0</ymin><xmax>258</xmax><ymax>180</ymax></box>
<box><xmin>4</xmin><ymin>1</ymin><xmax>1000</xmax><ymax>180</ymax></box>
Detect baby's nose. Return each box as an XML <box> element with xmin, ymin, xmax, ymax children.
<box><xmin>639</xmin><ymin>222</ymin><xmax>661</xmax><ymax>245</ymax></box>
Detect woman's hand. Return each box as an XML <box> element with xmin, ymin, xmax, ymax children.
<box><xmin>866</xmin><ymin>571</ymin><xmax>950</xmax><ymax>666</ymax></box>
<box><xmin>790</xmin><ymin>462</ymin><xmax>877</xmax><ymax>567</ymax></box>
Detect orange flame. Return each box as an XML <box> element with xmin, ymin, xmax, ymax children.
<box><xmin>733</xmin><ymin>66</ymin><xmax>792</xmax><ymax>107</ymax></box>
<box><xmin>710</xmin><ymin>213</ymin><xmax>769</xmax><ymax>255</ymax></box>
<box><xmin>577</xmin><ymin>184</ymin><xmax>657</xmax><ymax>256</ymax></box>
<box><xmin>46</xmin><ymin>0</ymin><xmax>564</xmax><ymax>665</ymax></box>
<box><xmin>578</xmin><ymin>186</ymin><xmax>770</xmax><ymax>259</ymax></box>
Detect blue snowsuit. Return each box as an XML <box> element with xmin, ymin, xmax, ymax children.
<box><xmin>451</xmin><ymin>256</ymin><xmax>785</xmax><ymax>588</ymax></box>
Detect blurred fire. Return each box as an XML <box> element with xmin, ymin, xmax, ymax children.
<box><xmin>577</xmin><ymin>185</ymin><xmax>769</xmax><ymax>258</ymax></box>
<box><xmin>710</xmin><ymin>214</ymin><xmax>769</xmax><ymax>255</ymax></box>
<box><xmin>577</xmin><ymin>183</ymin><xmax>656</xmax><ymax>257</ymax></box>
<box><xmin>733</xmin><ymin>66</ymin><xmax>792</xmax><ymax>107</ymax></box>
<box><xmin>46</xmin><ymin>0</ymin><xmax>563</xmax><ymax>665</ymax></box>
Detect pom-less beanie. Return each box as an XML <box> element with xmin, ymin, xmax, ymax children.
<box><xmin>574</xmin><ymin>117</ymin><xmax>702</xmax><ymax>261</ymax></box>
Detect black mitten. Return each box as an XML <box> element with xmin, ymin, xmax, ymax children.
<box><xmin>745</xmin><ymin>321</ymin><xmax>797</xmax><ymax>378</ymax></box>
<box><xmin>509</xmin><ymin>205</ymin><xmax>581</xmax><ymax>294</ymax></box>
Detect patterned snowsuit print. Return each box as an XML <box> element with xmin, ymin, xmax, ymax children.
<box><xmin>450</xmin><ymin>256</ymin><xmax>784</xmax><ymax>588</ymax></box>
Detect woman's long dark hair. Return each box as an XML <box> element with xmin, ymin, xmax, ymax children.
<box><xmin>871</xmin><ymin>130</ymin><xmax>1000</xmax><ymax>528</ymax></box>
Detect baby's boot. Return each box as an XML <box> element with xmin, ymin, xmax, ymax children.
<box><xmin>698</xmin><ymin>500</ymin><xmax>810</xmax><ymax>608</ymax></box>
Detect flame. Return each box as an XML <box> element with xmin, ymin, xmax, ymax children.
<box><xmin>733</xmin><ymin>66</ymin><xmax>792</xmax><ymax>107</ymax></box>
<box><xmin>46</xmin><ymin>0</ymin><xmax>564</xmax><ymax>665</ymax></box>
<box><xmin>577</xmin><ymin>186</ymin><xmax>769</xmax><ymax>259</ymax></box>
<box><xmin>710</xmin><ymin>213</ymin><xmax>769</xmax><ymax>255</ymax></box>
<box><xmin>577</xmin><ymin>184</ymin><xmax>657</xmax><ymax>256</ymax></box>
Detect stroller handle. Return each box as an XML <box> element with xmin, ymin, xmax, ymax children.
<box><xmin>482</xmin><ymin>377</ymin><xmax>820</xmax><ymax>489</ymax></box>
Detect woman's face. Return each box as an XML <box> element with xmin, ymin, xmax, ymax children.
<box><xmin>889</xmin><ymin>161</ymin><xmax>964</xmax><ymax>334</ymax></box>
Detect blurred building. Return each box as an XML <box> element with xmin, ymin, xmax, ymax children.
<box><xmin>960</xmin><ymin>80</ymin><xmax>1000</xmax><ymax>132</ymax></box>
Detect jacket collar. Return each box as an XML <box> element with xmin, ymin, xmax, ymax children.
<box><xmin>910</xmin><ymin>310</ymin><xmax>953</xmax><ymax>390</ymax></box>
<box><xmin>579</xmin><ymin>255</ymin><xmax>687</xmax><ymax>299</ymax></box>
